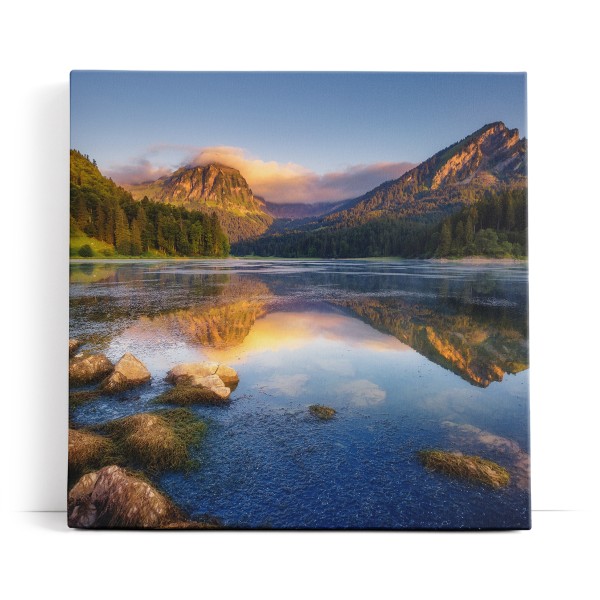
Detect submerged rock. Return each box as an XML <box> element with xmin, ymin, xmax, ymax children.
<box><xmin>69</xmin><ymin>353</ymin><xmax>113</xmax><ymax>385</ymax></box>
<box><xmin>418</xmin><ymin>449</ymin><xmax>510</xmax><ymax>489</ymax></box>
<box><xmin>167</xmin><ymin>361</ymin><xmax>239</xmax><ymax>387</ymax></box>
<box><xmin>69</xmin><ymin>338</ymin><xmax>82</xmax><ymax>357</ymax></box>
<box><xmin>309</xmin><ymin>404</ymin><xmax>336</xmax><ymax>420</ymax></box>
<box><xmin>101</xmin><ymin>353</ymin><xmax>151</xmax><ymax>393</ymax></box>
<box><xmin>68</xmin><ymin>465</ymin><xmax>178</xmax><ymax>529</ymax></box>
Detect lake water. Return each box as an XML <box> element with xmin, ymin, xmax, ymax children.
<box><xmin>69</xmin><ymin>259</ymin><xmax>530</xmax><ymax>529</ymax></box>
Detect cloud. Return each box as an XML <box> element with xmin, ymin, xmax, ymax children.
<box><xmin>108</xmin><ymin>145</ymin><xmax>415</xmax><ymax>204</ymax></box>
<box><xmin>262</xmin><ymin>374</ymin><xmax>309</xmax><ymax>398</ymax></box>
<box><xmin>337</xmin><ymin>379</ymin><xmax>387</xmax><ymax>407</ymax></box>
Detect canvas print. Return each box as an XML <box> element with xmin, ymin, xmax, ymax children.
<box><xmin>68</xmin><ymin>72</ymin><xmax>529</xmax><ymax>530</ymax></box>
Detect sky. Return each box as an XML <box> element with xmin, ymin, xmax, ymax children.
<box><xmin>71</xmin><ymin>72</ymin><xmax>526</xmax><ymax>204</ymax></box>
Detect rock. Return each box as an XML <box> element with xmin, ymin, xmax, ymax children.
<box><xmin>68</xmin><ymin>465</ymin><xmax>179</xmax><ymax>529</ymax></box>
<box><xmin>180</xmin><ymin>374</ymin><xmax>231</xmax><ymax>400</ymax></box>
<box><xmin>309</xmin><ymin>404</ymin><xmax>336</xmax><ymax>420</ymax></box>
<box><xmin>215</xmin><ymin>364</ymin><xmax>240</xmax><ymax>386</ymax></box>
<box><xmin>157</xmin><ymin>373</ymin><xmax>231</xmax><ymax>404</ymax></box>
<box><xmin>68</xmin><ymin>429</ymin><xmax>113</xmax><ymax>477</ymax></box>
<box><xmin>167</xmin><ymin>361</ymin><xmax>239</xmax><ymax>387</ymax></box>
<box><xmin>103</xmin><ymin>409</ymin><xmax>206</xmax><ymax>471</ymax></box>
<box><xmin>166</xmin><ymin>362</ymin><xmax>219</xmax><ymax>382</ymax></box>
<box><xmin>69</xmin><ymin>353</ymin><xmax>113</xmax><ymax>385</ymax></box>
<box><xmin>162</xmin><ymin>362</ymin><xmax>237</xmax><ymax>403</ymax></box>
<box><xmin>418</xmin><ymin>450</ymin><xmax>510</xmax><ymax>489</ymax></box>
<box><xmin>69</xmin><ymin>338</ymin><xmax>82</xmax><ymax>356</ymax></box>
<box><xmin>101</xmin><ymin>353</ymin><xmax>151</xmax><ymax>393</ymax></box>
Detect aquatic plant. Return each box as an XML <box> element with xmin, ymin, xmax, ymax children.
<box><xmin>418</xmin><ymin>449</ymin><xmax>510</xmax><ymax>488</ymax></box>
<box><xmin>309</xmin><ymin>404</ymin><xmax>336</xmax><ymax>420</ymax></box>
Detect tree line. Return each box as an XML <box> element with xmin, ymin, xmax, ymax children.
<box><xmin>70</xmin><ymin>150</ymin><xmax>229</xmax><ymax>257</ymax></box>
<box><xmin>233</xmin><ymin>188</ymin><xmax>527</xmax><ymax>259</ymax></box>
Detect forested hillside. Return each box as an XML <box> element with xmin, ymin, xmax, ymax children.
<box><xmin>233</xmin><ymin>188</ymin><xmax>527</xmax><ymax>259</ymax></box>
<box><xmin>70</xmin><ymin>150</ymin><xmax>230</xmax><ymax>257</ymax></box>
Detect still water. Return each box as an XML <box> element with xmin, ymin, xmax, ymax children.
<box><xmin>70</xmin><ymin>259</ymin><xmax>530</xmax><ymax>529</ymax></box>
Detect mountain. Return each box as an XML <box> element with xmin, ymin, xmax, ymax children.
<box><xmin>126</xmin><ymin>163</ymin><xmax>273</xmax><ymax>242</ymax></box>
<box><xmin>70</xmin><ymin>150</ymin><xmax>229</xmax><ymax>258</ymax></box>
<box><xmin>328</xmin><ymin>122</ymin><xmax>525</xmax><ymax>226</ymax></box>
<box><xmin>232</xmin><ymin>122</ymin><xmax>527</xmax><ymax>258</ymax></box>
<box><xmin>321</xmin><ymin>122</ymin><xmax>526</xmax><ymax>227</ymax></box>
<box><xmin>263</xmin><ymin>199</ymin><xmax>348</xmax><ymax>220</ymax></box>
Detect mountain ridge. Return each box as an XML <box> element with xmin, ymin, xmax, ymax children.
<box><xmin>126</xmin><ymin>163</ymin><xmax>273</xmax><ymax>242</ymax></box>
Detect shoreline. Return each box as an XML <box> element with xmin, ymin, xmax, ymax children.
<box><xmin>70</xmin><ymin>256</ymin><xmax>527</xmax><ymax>264</ymax></box>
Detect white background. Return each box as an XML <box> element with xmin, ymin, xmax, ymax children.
<box><xmin>1</xmin><ymin>1</ymin><xmax>599</xmax><ymax>598</ymax></box>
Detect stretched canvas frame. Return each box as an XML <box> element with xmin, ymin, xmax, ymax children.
<box><xmin>68</xmin><ymin>71</ymin><xmax>529</xmax><ymax>530</ymax></box>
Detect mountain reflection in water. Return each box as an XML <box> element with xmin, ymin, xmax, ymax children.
<box><xmin>70</xmin><ymin>260</ymin><xmax>529</xmax><ymax>529</ymax></box>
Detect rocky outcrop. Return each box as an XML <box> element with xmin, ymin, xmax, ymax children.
<box><xmin>418</xmin><ymin>449</ymin><xmax>510</xmax><ymax>489</ymax></box>
<box><xmin>69</xmin><ymin>353</ymin><xmax>113</xmax><ymax>385</ymax></box>
<box><xmin>68</xmin><ymin>465</ymin><xmax>179</xmax><ymax>528</ymax></box>
<box><xmin>320</xmin><ymin>121</ymin><xmax>527</xmax><ymax>228</ymax></box>
<box><xmin>101</xmin><ymin>353</ymin><xmax>151</xmax><ymax>393</ymax></box>
<box><xmin>126</xmin><ymin>163</ymin><xmax>273</xmax><ymax>242</ymax></box>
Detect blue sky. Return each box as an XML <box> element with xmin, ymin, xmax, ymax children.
<box><xmin>71</xmin><ymin>71</ymin><xmax>526</xmax><ymax>203</ymax></box>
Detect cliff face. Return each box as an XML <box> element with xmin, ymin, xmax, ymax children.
<box><xmin>127</xmin><ymin>163</ymin><xmax>273</xmax><ymax>242</ymax></box>
<box><xmin>322</xmin><ymin>122</ymin><xmax>527</xmax><ymax>226</ymax></box>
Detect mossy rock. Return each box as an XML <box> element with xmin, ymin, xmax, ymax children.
<box><xmin>154</xmin><ymin>385</ymin><xmax>230</xmax><ymax>405</ymax></box>
<box><xmin>68</xmin><ymin>428</ymin><xmax>115</xmax><ymax>480</ymax></box>
<box><xmin>100</xmin><ymin>409</ymin><xmax>206</xmax><ymax>472</ymax></box>
<box><xmin>309</xmin><ymin>404</ymin><xmax>336</xmax><ymax>420</ymax></box>
<box><xmin>418</xmin><ymin>449</ymin><xmax>510</xmax><ymax>488</ymax></box>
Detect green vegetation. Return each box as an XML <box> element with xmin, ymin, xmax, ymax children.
<box><xmin>69</xmin><ymin>409</ymin><xmax>206</xmax><ymax>482</ymax></box>
<box><xmin>154</xmin><ymin>385</ymin><xmax>229</xmax><ymax>405</ymax></box>
<box><xmin>309</xmin><ymin>404</ymin><xmax>336</xmax><ymax>420</ymax></box>
<box><xmin>432</xmin><ymin>188</ymin><xmax>527</xmax><ymax>258</ymax></box>
<box><xmin>418</xmin><ymin>450</ymin><xmax>510</xmax><ymax>488</ymax></box>
<box><xmin>70</xmin><ymin>150</ymin><xmax>230</xmax><ymax>258</ymax></box>
<box><xmin>68</xmin><ymin>428</ymin><xmax>116</xmax><ymax>480</ymax></box>
<box><xmin>234</xmin><ymin>188</ymin><xmax>527</xmax><ymax>259</ymax></box>
<box><xmin>100</xmin><ymin>409</ymin><xmax>207</xmax><ymax>472</ymax></box>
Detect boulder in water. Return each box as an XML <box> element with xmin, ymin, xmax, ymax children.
<box><xmin>101</xmin><ymin>353</ymin><xmax>151</xmax><ymax>393</ymax></box>
<box><xmin>69</xmin><ymin>353</ymin><xmax>113</xmax><ymax>385</ymax></box>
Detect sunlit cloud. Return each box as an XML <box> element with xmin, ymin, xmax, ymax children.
<box><xmin>107</xmin><ymin>145</ymin><xmax>415</xmax><ymax>204</ymax></box>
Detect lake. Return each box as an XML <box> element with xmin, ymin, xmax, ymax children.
<box><xmin>69</xmin><ymin>259</ymin><xmax>530</xmax><ymax>529</ymax></box>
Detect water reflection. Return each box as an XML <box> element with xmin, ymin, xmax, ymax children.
<box><xmin>70</xmin><ymin>260</ymin><xmax>528</xmax><ymax>389</ymax></box>
<box><xmin>69</xmin><ymin>260</ymin><xmax>530</xmax><ymax>529</ymax></box>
